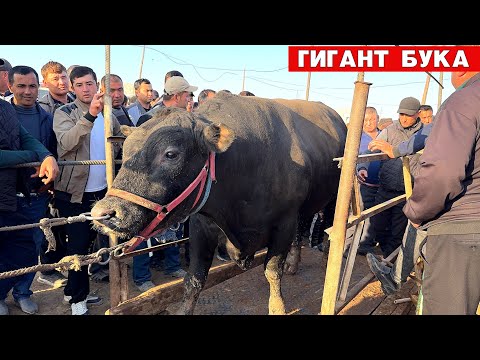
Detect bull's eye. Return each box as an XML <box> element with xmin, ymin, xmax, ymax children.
<box><xmin>165</xmin><ymin>151</ymin><xmax>178</xmax><ymax>160</ymax></box>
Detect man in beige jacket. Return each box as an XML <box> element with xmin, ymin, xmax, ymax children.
<box><xmin>53</xmin><ymin>66</ymin><xmax>122</xmax><ymax>315</ymax></box>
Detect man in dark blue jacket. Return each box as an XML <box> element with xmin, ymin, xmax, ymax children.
<box><xmin>0</xmin><ymin>98</ymin><xmax>58</xmax><ymax>315</ymax></box>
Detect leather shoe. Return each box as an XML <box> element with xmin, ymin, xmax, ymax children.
<box><xmin>366</xmin><ymin>253</ymin><xmax>399</xmax><ymax>295</ymax></box>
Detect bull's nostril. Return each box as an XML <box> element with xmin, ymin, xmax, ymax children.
<box><xmin>92</xmin><ymin>207</ymin><xmax>115</xmax><ymax>218</ymax></box>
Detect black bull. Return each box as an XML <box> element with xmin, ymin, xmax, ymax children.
<box><xmin>92</xmin><ymin>92</ymin><xmax>347</xmax><ymax>314</ymax></box>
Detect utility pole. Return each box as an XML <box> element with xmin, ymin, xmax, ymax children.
<box><xmin>421</xmin><ymin>73</ymin><xmax>431</xmax><ymax>105</ymax></box>
<box><xmin>241</xmin><ymin>66</ymin><xmax>246</xmax><ymax>92</ymax></box>
<box><xmin>138</xmin><ymin>45</ymin><xmax>146</xmax><ymax>79</ymax></box>
<box><xmin>305</xmin><ymin>72</ymin><xmax>312</xmax><ymax>101</ymax></box>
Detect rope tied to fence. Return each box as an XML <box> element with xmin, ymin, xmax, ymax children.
<box><xmin>39</xmin><ymin>218</ymin><xmax>57</xmax><ymax>252</ymax></box>
<box><xmin>0</xmin><ymin>252</ymin><xmax>101</xmax><ymax>280</ymax></box>
<box><xmin>0</xmin><ymin>212</ymin><xmax>116</xmax><ymax>280</ymax></box>
<box><xmin>0</xmin><ymin>241</ymin><xmax>126</xmax><ymax>280</ymax></box>
<box><xmin>0</xmin><ymin>213</ymin><xmax>91</xmax><ymax>233</ymax></box>
<box><xmin>0</xmin><ymin>213</ymin><xmax>110</xmax><ymax>254</ymax></box>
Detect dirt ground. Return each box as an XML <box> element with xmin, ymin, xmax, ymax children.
<box><xmin>4</xmin><ymin>244</ymin><xmax>192</xmax><ymax>316</ymax></box>
<box><xmin>4</xmin><ymin>245</ymin><xmax>417</xmax><ymax>316</ymax></box>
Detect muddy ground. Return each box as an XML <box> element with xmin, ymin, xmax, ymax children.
<box><xmin>4</xmin><ymin>245</ymin><xmax>417</xmax><ymax>316</ymax></box>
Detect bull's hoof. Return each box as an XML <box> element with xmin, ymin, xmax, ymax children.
<box><xmin>284</xmin><ymin>246</ymin><xmax>301</xmax><ymax>275</ymax></box>
<box><xmin>175</xmin><ymin>304</ymin><xmax>194</xmax><ymax>315</ymax></box>
<box><xmin>268</xmin><ymin>302</ymin><xmax>287</xmax><ymax>315</ymax></box>
<box><xmin>283</xmin><ymin>262</ymin><xmax>298</xmax><ymax>275</ymax></box>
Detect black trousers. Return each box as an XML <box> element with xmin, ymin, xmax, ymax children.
<box><xmin>55</xmin><ymin>189</ymin><xmax>107</xmax><ymax>304</ymax></box>
<box><xmin>371</xmin><ymin>188</ymin><xmax>407</xmax><ymax>257</ymax></box>
<box><xmin>422</xmin><ymin>233</ymin><xmax>480</xmax><ymax>315</ymax></box>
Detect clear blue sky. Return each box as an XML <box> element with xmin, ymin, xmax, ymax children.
<box><xmin>2</xmin><ymin>45</ymin><xmax>454</xmax><ymax>120</ymax></box>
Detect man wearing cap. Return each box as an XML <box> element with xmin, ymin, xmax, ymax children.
<box><xmin>137</xmin><ymin>76</ymin><xmax>197</xmax><ymax>126</ymax></box>
<box><xmin>363</xmin><ymin>97</ymin><xmax>423</xmax><ymax>258</ymax></box>
<box><xmin>0</xmin><ymin>58</ymin><xmax>13</xmax><ymax>101</ymax></box>
<box><xmin>129</xmin><ymin>75</ymin><xmax>197</xmax><ymax>290</ymax></box>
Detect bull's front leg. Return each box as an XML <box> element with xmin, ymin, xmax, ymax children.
<box><xmin>176</xmin><ymin>214</ymin><xmax>218</xmax><ymax>315</ymax></box>
<box><xmin>177</xmin><ymin>264</ymin><xmax>211</xmax><ymax>315</ymax></box>
<box><xmin>265</xmin><ymin>253</ymin><xmax>287</xmax><ymax>315</ymax></box>
<box><xmin>265</xmin><ymin>219</ymin><xmax>297</xmax><ymax>315</ymax></box>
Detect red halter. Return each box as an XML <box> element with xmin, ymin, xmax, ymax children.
<box><xmin>107</xmin><ymin>152</ymin><xmax>216</xmax><ymax>253</ymax></box>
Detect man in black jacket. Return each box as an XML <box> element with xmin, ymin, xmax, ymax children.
<box><xmin>0</xmin><ymin>98</ymin><xmax>58</xmax><ymax>315</ymax></box>
<box><xmin>6</xmin><ymin>65</ymin><xmax>61</xmax><ymax>314</ymax></box>
<box><xmin>403</xmin><ymin>69</ymin><xmax>480</xmax><ymax>315</ymax></box>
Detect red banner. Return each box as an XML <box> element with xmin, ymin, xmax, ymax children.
<box><xmin>288</xmin><ymin>46</ymin><xmax>480</xmax><ymax>72</ymax></box>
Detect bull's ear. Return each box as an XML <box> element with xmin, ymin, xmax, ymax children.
<box><xmin>121</xmin><ymin>125</ymin><xmax>136</xmax><ymax>137</ymax></box>
<box><xmin>203</xmin><ymin>123</ymin><xmax>235</xmax><ymax>153</ymax></box>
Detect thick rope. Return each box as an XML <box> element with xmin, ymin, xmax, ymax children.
<box><xmin>0</xmin><ymin>214</ymin><xmax>89</xmax><ymax>233</ymax></box>
<box><xmin>0</xmin><ymin>254</ymin><xmax>100</xmax><ymax>280</ymax></box>
<box><xmin>0</xmin><ymin>240</ymin><xmax>126</xmax><ymax>280</ymax></box>
<box><xmin>39</xmin><ymin>218</ymin><xmax>57</xmax><ymax>252</ymax></box>
<box><xmin>8</xmin><ymin>159</ymin><xmax>122</xmax><ymax>169</ymax></box>
<box><xmin>0</xmin><ymin>210</ymin><xmax>123</xmax><ymax>280</ymax></box>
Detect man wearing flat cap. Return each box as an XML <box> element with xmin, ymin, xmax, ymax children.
<box><xmin>137</xmin><ymin>76</ymin><xmax>198</xmax><ymax>127</ymax></box>
<box><xmin>362</xmin><ymin>96</ymin><xmax>423</xmax><ymax>258</ymax></box>
<box><xmin>0</xmin><ymin>58</ymin><xmax>13</xmax><ymax>101</ymax></box>
<box><xmin>130</xmin><ymin>75</ymin><xmax>198</xmax><ymax>287</ymax></box>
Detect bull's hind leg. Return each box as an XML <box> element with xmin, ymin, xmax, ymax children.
<box><xmin>284</xmin><ymin>212</ymin><xmax>310</xmax><ymax>275</ymax></box>
<box><xmin>176</xmin><ymin>214</ymin><xmax>218</xmax><ymax>315</ymax></box>
<box><xmin>284</xmin><ymin>243</ymin><xmax>301</xmax><ymax>275</ymax></box>
<box><xmin>265</xmin><ymin>218</ymin><xmax>297</xmax><ymax>315</ymax></box>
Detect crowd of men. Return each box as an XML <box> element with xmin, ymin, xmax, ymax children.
<box><xmin>1</xmin><ymin>53</ymin><xmax>479</xmax><ymax>315</ymax></box>
<box><xmin>0</xmin><ymin>57</ymin><xmax>255</xmax><ymax>315</ymax></box>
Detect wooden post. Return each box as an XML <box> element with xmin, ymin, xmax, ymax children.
<box><xmin>402</xmin><ymin>157</ymin><xmax>413</xmax><ymax>199</ymax></box>
<box><xmin>437</xmin><ymin>72</ymin><xmax>444</xmax><ymax>110</ymax></box>
<box><xmin>421</xmin><ymin>73</ymin><xmax>431</xmax><ymax>105</ymax></box>
<box><xmin>104</xmin><ymin>46</ymin><xmax>127</xmax><ymax>308</ymax></box>
<box><xmin>338</xmin><ymin>179</ymin><xmax>363</xmax><ymax>301</ymax></box>
<box><xmin>320</xmin><ymin>74</ymin><xmax>371</xmax><ymax>315</ymax></box>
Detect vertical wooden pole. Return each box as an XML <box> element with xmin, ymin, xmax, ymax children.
<box><xmin>437</xmin><ymin>72</ymin><xmax>444</xmax><ymax>110</ymax></box>
<box><xmin>421</xmin><ymin>74</ymin><xmax>431</xmax><ymax>105</ymax></box>
<box><xmin>320</xmin><ymin>74</ymin><xmax>371</xmax><ymax>315</ymax></box>
<box><xmin>402</xmin><ymin>157</ymin><xmax>413</xmax><ymax>199</ymax></box>
<box><xmin>104</xmin><ymin>46</ymin><xmax>127</xmax><ymax>309</ymax></box>
<box><xmin>338</xmin><ymin>180</ymin><xmax>363</xmax><ymax>301</ymax></box>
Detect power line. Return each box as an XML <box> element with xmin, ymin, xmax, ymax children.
<box><xmin>137</xmin><ymin>45</ymin><xmax>288</xmax><ymax>73</ymax></box>
<box><xmin>130</xmin><ymin>45</ymin><xmax>451</xmax><ymax>100</ymax></box>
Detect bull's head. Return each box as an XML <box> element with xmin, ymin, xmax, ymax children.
<box><xmin>91</xmin><ymin>107</ymin><xmax>235</xmax><ymax>239</ymax></box>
